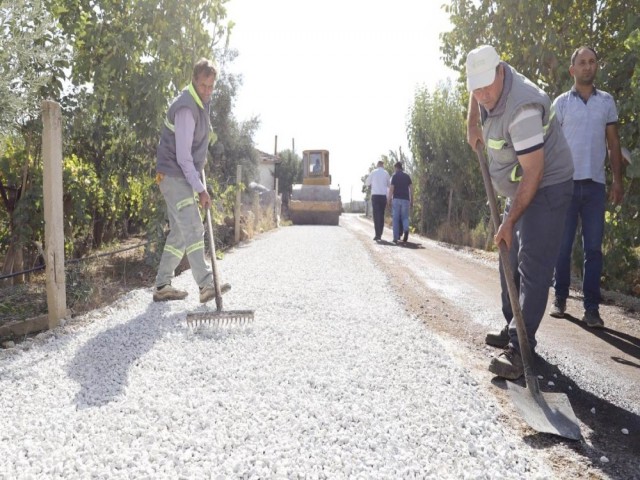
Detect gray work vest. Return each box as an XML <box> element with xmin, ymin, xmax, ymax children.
<box><xmin>156</xmin><ymin>84</ymin><xmax>211</xmax><ymax>177</ymax></box>
<box><xmin>482</xmin><ymin>63</ymin><xmax>574</xmax><ymax>198</ymax></box>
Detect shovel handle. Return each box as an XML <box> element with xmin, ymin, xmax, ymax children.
<box><xmin>474</xmin><ymin>144</ymin><xmax>539</xmax><ymax>392</ymax></box>
<box><xmin>202</xmin><ymin>170</ymin><xmax>223</xmax><ymax>312</ymax></box>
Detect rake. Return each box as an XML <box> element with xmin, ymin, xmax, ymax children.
<box><xmin>186</xmin><ymin>171</ymin><xmax>255</xmax><ymax>328</ymax></box>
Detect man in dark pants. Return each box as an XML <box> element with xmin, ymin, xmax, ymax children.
<box><xmin>365</xmin><ymin>160</ymin><xmax>391</xmax><ymax>241</ymax></box>
<box><xmin>466</xmin><ymin>45</ymin><xmax>574</xmax><ymax>379</ymax></box>
<box><xmin>550</xmin><ymin>46</ymin><xmax>625</xmax><ymax>328</ymax></box>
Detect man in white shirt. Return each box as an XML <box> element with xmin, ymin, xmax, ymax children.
<box><xmin>365</xmin><ymin>160</ymin><xmax>391</xmax><ymax>241</ymax></box>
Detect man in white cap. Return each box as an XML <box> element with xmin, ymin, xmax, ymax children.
<box><xmin>466</xmin><ymin>45</ymin><xmax>575</xmax><ymax>379</ymax></box>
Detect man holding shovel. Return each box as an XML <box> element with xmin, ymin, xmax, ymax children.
<box><xmin>466</xmin><ymin>45</ymin><xmax>574</xmax><ymax>379</ymax></box>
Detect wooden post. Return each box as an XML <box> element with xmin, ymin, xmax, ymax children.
<box><xmin>274</xmin><ymin>178</ymin><xmax>279</xmax><ymax>228</ymax></box>
<box><xmin>42</xmin><ymin>100</ymin><xmax>66</xmax><ymax>328</ymax></box>
<box><xmin>234</xmin><ymin>164</ymin><xmax>242</xmax><ymax>244</ymax></box>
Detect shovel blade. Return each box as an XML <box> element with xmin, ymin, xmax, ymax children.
<box><xmin>507</xmin><ymin>381</ymin><xmax>582</xmax><ymax>440</ymax></box>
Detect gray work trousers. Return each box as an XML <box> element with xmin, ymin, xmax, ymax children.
<box><xmin>499</xmin><ymin>180</ymin><xmax>573</xmax><ymax>352</ymax></box>
<box><xmin>155</xmin><ymin>175</ymin><xmax>212</xmax><ymax>289</ymax></box>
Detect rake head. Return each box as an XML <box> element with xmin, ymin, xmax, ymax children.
<box><xmin>186</xmin><ymin>310</ymin><xmax>255</xmax><ymax>328</ymax></box>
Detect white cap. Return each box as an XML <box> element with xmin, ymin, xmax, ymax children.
<box><xmin>466</xmin><ymin>45</ymin><xmax>501</xmax><ymax>91</ymax></box>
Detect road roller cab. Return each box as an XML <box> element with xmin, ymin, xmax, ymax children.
<box><xmin>289</xmin><ymin>150</ymin><xmax>342</xmax><ymax>225</ymax></box>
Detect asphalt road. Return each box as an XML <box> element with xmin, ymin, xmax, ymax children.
<box><xmin>341</xmin><ymin>213</ymin><xmax>640</xmax><ymax>480</ymax></box>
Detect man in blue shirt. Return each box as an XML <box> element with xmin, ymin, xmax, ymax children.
<box><xmin>550</xmin><ymin>46</ymin><xmax>625</xmax><ymax>328</ymax></box>
<box><xmin>387</xmin><ymin>162</ymin><xmax>412</xmax><ymax>244</ymax></box>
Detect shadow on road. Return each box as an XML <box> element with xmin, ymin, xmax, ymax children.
<box><xmin>375</xmin><ymin>239</ymin><xmax>425</xmax><ymax>249</ymax></box>
<box><xmin>66</xmin><ymin>302</ymin><xmax>177</xmax><ymax>409</ymax></box>
<box><xmin>563</xmin><ymin>314</ymin><xmax>640</xmax><ymax>362</ymax></box>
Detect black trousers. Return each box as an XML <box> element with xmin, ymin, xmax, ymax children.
<box><xmin>371</xmin><ymin>194</ymin><xmax>387</xmax><ymax>238</ymax></box>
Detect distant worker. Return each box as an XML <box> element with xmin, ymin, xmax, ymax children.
<box><xmin>312</xmin><ymin>158</ymin><xmax>322</xmax><ymax>174</ymax></box>
<box><xmin>154</xmin><ymin>57</ymin><xmax>230</xmax><ymax>303</ymax></box>
<box><xmin>387</xmin><ymin>161</ymin><xmax>413</xmax><ymax>244</ymax></box>
<box><xmin>550</xmin><ymin>46</ymin><xmax>625</xmax><ymax>328</ymax></box>
<box><xmin>466</xmin><ymin>45</ymin><xmax>574</xmax><ymax>379</ymax></box>
<box><xmin>365</xmin><ymin>160</ymin><xmax>391</xmax><ymax>241</ymax></box>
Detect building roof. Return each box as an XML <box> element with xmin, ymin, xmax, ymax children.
<box><xmin>256</xmin><ymin>149</ymin><xmax>282</xmax><ymax>165</ymax></box>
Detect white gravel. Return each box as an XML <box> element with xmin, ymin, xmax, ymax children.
<box><xmin>0</xmin><ymin>226</ymin><xmax>555</xmax><ymax>479</ymax></box>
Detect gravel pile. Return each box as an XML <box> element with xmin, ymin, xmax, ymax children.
<box><xmin>0</xmin><ymin>226</ymin><xmax>554</xmax><ymax>479</ymax></box>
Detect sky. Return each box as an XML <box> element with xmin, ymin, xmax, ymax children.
<box><xmin>224</xmin><ymin>0</ymin><xmax>458</xmax><ymax>201</ymax></box>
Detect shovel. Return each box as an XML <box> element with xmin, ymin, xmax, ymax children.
<box><xmin>475</xmin><ymin>145</ymin><xmax>581</xmax><ymax>440</ymax></box>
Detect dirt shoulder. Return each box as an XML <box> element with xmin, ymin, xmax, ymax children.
<box><xmin>342</xmin><ymin>214</ymin><xmax>640</xmax><ymax>480</ymax></box>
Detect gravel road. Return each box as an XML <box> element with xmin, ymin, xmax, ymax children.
<box><xmin>4</xmin><ymin>215</ymin><xmax>640</xmax><ymax>479</ymax></box>
<box><xmin>0</xmin><ymin>223</ymin><xmax>562</xmax><ymax>479</ymax></box>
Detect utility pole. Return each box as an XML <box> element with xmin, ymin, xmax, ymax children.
<box><xmin>273</xmin><ymin>135</ymin><xmax>278</xmax><ymax>191</ymax></box>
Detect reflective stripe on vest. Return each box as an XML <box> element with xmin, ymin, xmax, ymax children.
<box><xmin>164</xmin><ymin>83</ymin><xmax>204</xmax><ymax>132</ymax></box>
<box><xmin>490</xmin><ymin>106</ymin><xmax>556</xmax><ymax>183</ymax></box>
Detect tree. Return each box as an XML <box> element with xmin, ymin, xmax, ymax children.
<box><xmin>0</xmin><ymin>0</ymin><xmax>70</xmax><ymax>280</ymax></box>
<box><xmin>0</xmin><ymin>0</ymin><xmax>69</xmax><ymax>145</ymax></box>
<box><xmin>407</xmin><ymin>81</ymin><xmax>486</xmax><ymax>240</ymax></box>
<box><xmin>276</xmin><ymin>149</ymin><xmax>302</xmax><ymax>201</ymax></box>
<box><xmin>1</xmin><ymin>0</ymin><xmax>261</xmax><ymax>280</ymax></box>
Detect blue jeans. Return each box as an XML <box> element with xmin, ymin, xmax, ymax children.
<box><xmin>554</xmin><ymin>180</ymin><xmax>606</xmax><ymax>311</ymax></box>
<box><xmin>391</xmin><ymin>198</ymin><xmax>410</xmax><ymax>240</ymax></box>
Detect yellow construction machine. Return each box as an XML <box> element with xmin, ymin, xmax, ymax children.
<box><xmin>289</xmin><ymin>149</ymin><xmax>342</xmax><ymax>225</ymax></box>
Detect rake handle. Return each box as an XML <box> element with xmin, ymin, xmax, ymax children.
<box><xmin>475</xmin><ymin>145</ymin><xmax>539</xmax><ymax>393</ymax></box>
<box><xmin>202</xmin><ymin>170</ymin><xmax>223</xmax><ymax>312</ymax></box>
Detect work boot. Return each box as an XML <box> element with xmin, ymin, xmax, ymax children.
<box><xmin>402</xmin><ymin>230</ymin><xmax>409</xmax><ymax>242</ymax></box>
<box><xmin>485</xmin><ymin>325</ymin><xmax>509</xmax><ymax>348</ymax></box>
<box><xmin>549</xmin><ymin>297</ymin><xmax>566</xmax><ymax>318</ymax></box>
<box><xmin>489</xmin><ymin>347</ymin><xmax>524</xmax><ymax>380</ymax></box>
<box><xmin>583</xmin><ymin>309</ymin><xmax>604</xmax><ymax>328</ymax></box>
<box><xmin>153</xmin><ymin>284</ymin><xmax>188</xmax><ymax>302</ymax></box>
<box><xmin>199</xmin><ymin>283</ymin><xmax>231</xmax><ymax>303</ymax></box>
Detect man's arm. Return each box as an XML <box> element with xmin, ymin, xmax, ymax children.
<box><xmin>175</xmin><ymin>108</ymin><xmax>211</xmax><ymax>209</ymax></box>
<box><xmin>467</xmin><ymin>95</ymin><xmax>483</xmax><ymax>151</ymax></box>
<box><xmin>365</xmin><ymin>173</ymin><xmax>372</xmax><ymax>187</ymax></box>
<box><xmin>494</xmin><ymin>149</ymin><xmax>544</xmax><ymax>249</ymax></box>
<box><xmin>605</xmin><ymin>123</ymin><xmax>624</xmax><ymax>204</ymax></box>
<box><xmin>387</xmin><ymin>184</ymin><xmax>395</xmax><ymax>206</ymax></box>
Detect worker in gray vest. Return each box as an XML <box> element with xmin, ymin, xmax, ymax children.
<box><xmin>466</xmin><ymin>45</ymin><xmax>574</xmax><ymax>379</ymax></box>
<box><xmin>154</xmin><ymin>58</ymin><xmax>229</xmax><ymax>303</ymax></box>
